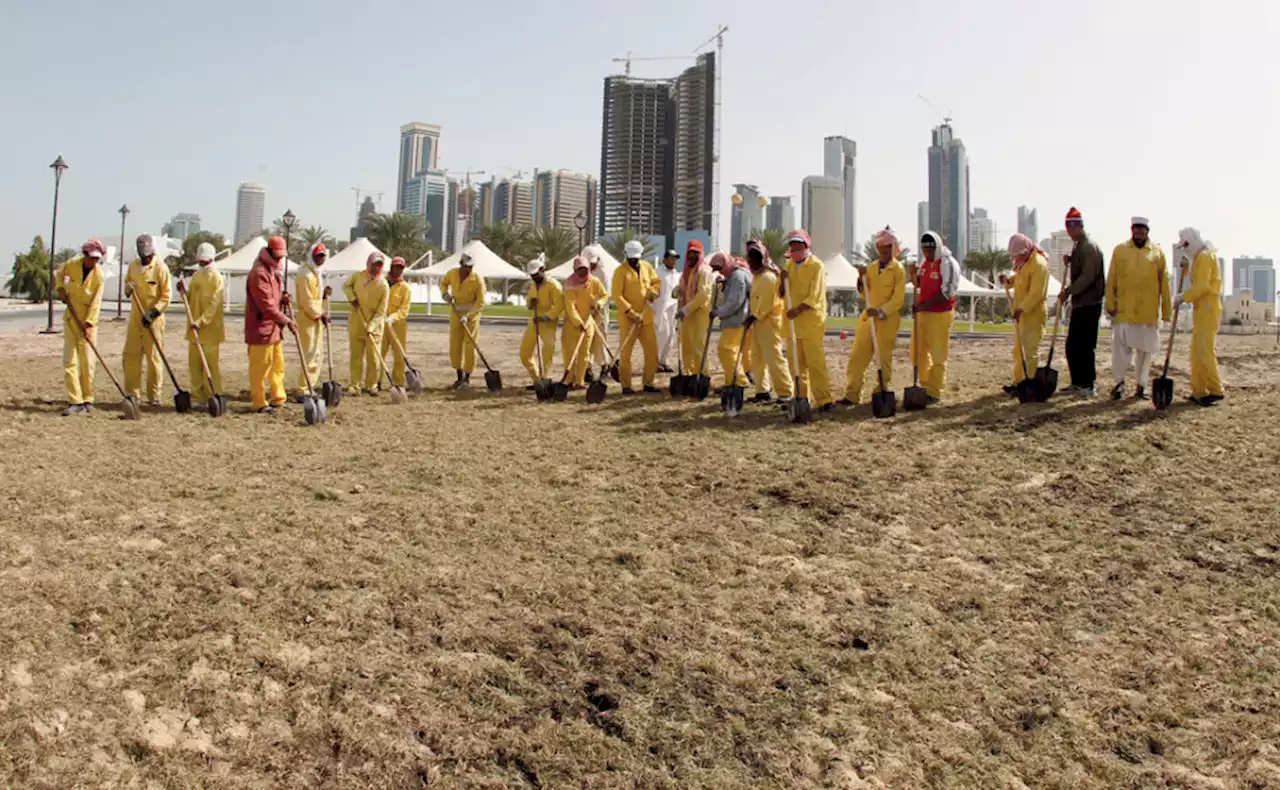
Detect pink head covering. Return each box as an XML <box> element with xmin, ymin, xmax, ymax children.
<box><xmin>874</xmin><ymin>226</ymin><xmax>900</xmax><ymax>258</ymax></box>
<box><xmin>565</xmin><ymin>256</ymin><xmax>591</xmax><ymax>289</ymax></box>
<box><xmin>1007</xmin><ymin>233</ymin><xmax>1044</xmax><ymax>268</ymax></box>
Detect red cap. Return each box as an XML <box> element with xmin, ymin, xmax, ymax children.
<box><xmin>1065</xmin><ymin>207</ymin><xmax>1083</xmax><ymax>225</ymax></box>
<box><xmin>267</xmin><ymin>236</ymin><xmax>288</xmax><ymax>255</ymax></box>
<box><xmin>390</xmin><ymin>256</ymin><xmax>406</xmax><ymax>268</ymax></box>
<box><xmin>686</xmin><ymin>239</ymin><xmax>703</xmax><ymax>254</ymax></box>
<box><xmin>786</xmin><ymin>229</ymin><xmax>812</xmax><ymax>247</ymax></box>
<box><xmin>311</xmin><ymin>243</ymin><xmax>328</xmax><ymax>259</ymax></box>
<box><xmin>81</xmin><ymin>238</ymin><xmax>106</xmax><ymax>258</ymax></box>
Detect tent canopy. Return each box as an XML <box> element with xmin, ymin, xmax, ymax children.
<box><xmin>545</xmin><ymin>244</ymin><xmax>621</xmax><ymax>285</ymax></box>
<box><xmin>407</xmin><ymin>239</ymin><xmax>528</xmax><ymax>281</ymax></box>
<box><xmin>218</xmin><ymin>238</ymin><xmax>267</xmax><ymax>274</ymax></box>
<box><xmin>823</xmin><ymin>253</ymin><xmax>861</xmax><ymax>290</ymax></box>
<box><xmin>322</xmin><ymin>237</ymin><xmax>389</xmax><ymax>275</ymax></box>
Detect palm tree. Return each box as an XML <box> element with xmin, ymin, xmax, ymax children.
<box><xmin>364</xmin><ymin>212</ymin><xmax>430</xmax><ymax>260</ymax></box>
<box><xmin>601</xmin><ymin>229</ymin><xmax>655</xmax><ymax>261</ymax></box>
<box><xmin>525</xmin><ymin>226</ymin><xmax>578</xmax><ymax>266</ymax></box>
<box><xmin>475</xmin><ymin>222</ymin><xmax>531</xmax><ymax>266</ymax></box>
<box><xmin>859</xmin><ymin>236</ymin><xmax>914</xmax><ymax>265</ymax></box>
<box><xmin>963</xmin><ymin>248</ymin><xmax>1012</xmax><ymax>321</ymax></box>
<box><xmin>753</xmin><ymin>229</ymin><xmax>789</xmax><ymax>265</ymax></box>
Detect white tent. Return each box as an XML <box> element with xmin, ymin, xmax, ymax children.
<box><xmin>218</xmin><ymin>238</ymin><xmax>269</xmax><ymax>274</ymax></box>
<box><xmin>406</xmin><ymin>239</ymin><xmax>527</xmax><ymax>282</ymax></box>
<box><xmin>323</xmin><ymin>237</ymin><xmax>389</xmax><ymax>275</ymax></box>
<box><xmin>545</xmin><ymin>244</ymin><xmax>622</xmax><ymax>285</ymax></box>
<box><xmin>823</xmin><ymin>253</ymin><xmax>862</xmax><ymax>290</ymax></box>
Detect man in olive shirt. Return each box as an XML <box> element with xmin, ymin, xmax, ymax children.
<box><xmin>1058</xmin><ymin>207</ymin><xmax>1105</xmax><ymax>397</ymax></box>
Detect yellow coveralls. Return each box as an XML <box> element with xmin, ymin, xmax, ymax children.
<box><xmin>563</xmin><ymin>278</ymin><xmax>606</xmax><ymax>386</ymax></box>
<box><xmin>679</xmin><ymin>265</ymin><xmax>716</xmax><ymax>376</ymax></box>
<box><xmin>441</xmin><ymin>268</ymin><xmax>486</xmax><ymax>373</ymax></box>
<box><xmin>713</xmin><ymin>269</ymin><xmax>752</xmax><ymax>387</ymax></box>
<box><xmin>294</xmin><ymin>262</ymin><xmax>324</xmax><ymax>393</ymax></box>
<box><xmin>749</xmin><ymin>268</ymin><xmax>792</xmax><ymax>399</ymax></box>
<box><xmin>782</xmin><ymin>254</ymin><xmax>833</xmax><ymax>406</ymax></box>
<box><xmin>344</xmin><ymin>271</ymin><xmax>390</xmax><ymax>392</ymax></box>
<box><xmin>612</xmin><ymin>261</ymin><xmax>662</xmax><ymax>389</ymax></box>
<box><xmin>1182</xmin><ymin>249</ymin><xmax>1224</xmax><ymax>399</ymax></box>
<box><xmin>521</xmin><ymin>278</ymin><xmax>564</xmax><ymax>382</ymax></box>
<box><xmin>845</xmin><ymin>259</ymin><xmax>906</xmax><ymax>402</ymax></box>
<box><xmin>123</xmin><ymin>258</ymin><xmax>171</xmax><ymax>402</ymax></box>
<box><xmin>380</xmin><ymin>280</ymin><xmax>412</xmax><ymax>387</ymax></box>
<box><xmin>589</xmin><ymin>272</ymin><xmax>609</xmax><ymax>369</ymax></box>
<box><xmin>1010</xmin><ymin>252</ymin><xmax>1049</xmax><ymax>384</ymax></box>
<box><xmin>56</xmin><ymin>257</ymin><xmax>104</xmax><ymax>405</ymax></box>
<box><xmin>185</xmin><ymin>265</ymin><xmax>225</xmax><ymax>401</ymax></box>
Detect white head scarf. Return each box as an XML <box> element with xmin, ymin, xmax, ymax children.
<box><xmin>1177</xmin><ymin>227</ymin><xmax>1212</xmax><ymax>263</ymax></box>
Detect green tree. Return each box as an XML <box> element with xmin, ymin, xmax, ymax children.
<box><xmin>962</xmin><ymin>249</ymin><xmax>1011</xmax><ymax>321</ymax></box>
<box><xmin>525</xmin><ymin>225</ymin><xmax>578</xmax><ymax>266</ymax></box>
<box><xmin>600</xmin><ymin>229</ymin><xmax>655</xmax><ymax>262</ymax></box>
<box><xmin>296</xmin><ymin>225</ymin><xmax>336</xmax><ymax>262</ymax></box>
<box><xmin>169</xmin><ymin>231</ymin><xmax>229</xmax><ymax>276</ymax></box>
<box><xmin>475</xmin><ymin>222</ymin><xmax>532</xmax><ymax>265</ymax></box>
<box><xmin>7</xmin><ymin>236</ymin><xmax>53</xmax><ymax>302</ymax></box>
<box><xmin>753</xmin><ymin>229</ymin><xmax>789</xmax><ymax>265</ymax></box>
<box><xmin>363</xmin><ymin>212</ymin><xmax>431</xmax><ymax>261</ymax></box>
<box><xmin>858</xmin><ymin>236</ymin><xmax>914</xmax><ymax>265</ymax></box>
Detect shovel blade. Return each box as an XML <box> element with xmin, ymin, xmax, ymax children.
<box><xmin>788</xmin><ymin>396</ymin><xmax>812</xmax><ymax>424</ymax></box>
<box><xmin>1016</xmin><ymin>380</ymin><xmax>1040</xmax><ymax>404</ymax></box>
<box><xmin>722</xmin><ymin>385</ymin><xmax>744</xmax><ymax>417</ymax></box>
<box><xmin>174</xmin><ymin>390</ymin><xmax>192</xmax><ymax>414</ymax></box>
<box><xmin>485</xmin><ymin>370</ymin><xmax>502</xmax><ymax>393</ymax></box>
<box><xmin>669</xmin><ymin>375</ymin><xmax>687</xmax><ymax>397</ymax></box>
<box><xmin>586</xmin><ymin>380</ymin><xmax>607</xmax><ymax>404</ymax></box>
<box><xmin>903</xmin><ymin>385</ymin><xmax>930</xmax><ymax>411</ymax></box>
<box><xmin>692</xmin><ymin>374</ymin><xmax>711</xmax><ymax>401</ymax></box>
<box><xmin>121</xmin><ymin>396</ymin><xmax>141</xmax><ymax>421</ymax></box>
<box><xmin>1034</xmin><ymin>366</ymin><xmax>1059</xmax><ymax>401</ymax></box>
<box><xmin>406</xmin><ymin>369</ymin><xmax>425</xmax><ymax>396</ymax></box>
<box><xmin>1152</xmin><ymin>376</ymin><xmax>1174</xmax><ymax>409</ymax></box>
<box><xmin>607</xmin><ymin>361</ymin><xmax>621</xmax><ymax>383</ymax></box>
<box><xmin>552</xmin><ymin>382</ymin><xmax>570</xmax><ymax>402</ymax></box>
<box><xmin>872</xmin><ymin>390</ymin><xmax>897</xmax><ymax>419</ymax></box>
<box><xmin>389</xmin><ymin>386</ymin><xmax>407</xmax><ymax>404</ymax></box>
<box><xmin>303</xmin><ymin>395</ymin><xmax>326</xmax><ymax>425</ymax></box>
<box><xmin>206</xmin><ymin>396</ymin><xmax>223</xmax><ymax>417</ymax></box>
<box><xmin>534</xmin><ymin>379</ymin><xmax>554</xmax><ymax>401</ymax></box>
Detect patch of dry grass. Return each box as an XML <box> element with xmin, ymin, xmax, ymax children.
<box><xmin>1</xmin><ymin>321</ymin><xmax>1278</xmax><ymax>789</ymax></box>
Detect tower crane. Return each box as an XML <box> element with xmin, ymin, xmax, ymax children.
<box><xmin>917</xmin><ymin>94</ymin><xmax>953</xmax><ymax>126</ymax></box>
<box><xmin>351</xmin><ymin>186</ymin><xmax>385</xmax><ymax>213</ymax></box>
<box><xmin>611</xmin><ymin>53</ymin><xmax>695</xmax><ymax>77</ymax></box>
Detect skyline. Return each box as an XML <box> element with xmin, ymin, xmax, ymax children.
<box><xmin>2</xmin><ymin>0</ymin><xmax>1277</xmax><ymax>293</ymax></box>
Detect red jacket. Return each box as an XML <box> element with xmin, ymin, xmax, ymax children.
<box><xmin>245</xmin><ymin>256</ymin><xmax>289</xmax><ymax>345</ymax></box>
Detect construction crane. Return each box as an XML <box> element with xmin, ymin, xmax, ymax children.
<box><xmin>440</xmin><ymin>168</ymin><xmax>487</xmax><ymax>245</ymax></box>
<box><xmin>611</xmin><ymin>53</ymin><xmax>696</xmax><ymax>77</ymax></box>
<box><xmin>350</xmin><ymin>186</ymin><xmax>385</xmax><ymax>214</ymax></box>
<box><xmin>917</xmin><ymin>94</ymin><xmax>953</xmax><ymax>126</ymax></box>
<box><xmin>494</xmin><ymin>166</ymin><xmax>527</xmax><ymax>180</ymax></box>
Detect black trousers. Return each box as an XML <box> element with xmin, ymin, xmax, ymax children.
<box><xmin>1066</xmin><ymin>303</ymin><xmax>1102</xmax><ymax>387</ymax></box>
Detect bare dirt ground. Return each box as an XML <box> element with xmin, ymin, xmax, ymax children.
<box><xmin>2</xmin><ymin>319</ymin><xmax>1278</xmax><ymax>789</ymax></box>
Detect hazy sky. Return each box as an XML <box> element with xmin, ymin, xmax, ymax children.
<box><xmin>3</xmin><ymin>0</ymin><xmax>1276</xmax><ymax>288</ymax></box>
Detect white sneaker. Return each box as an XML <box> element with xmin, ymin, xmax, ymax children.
<box><xmin>1078</xmin><ymin>386</ymin><xmax>1096</xmax><ymax>398</ymax></box>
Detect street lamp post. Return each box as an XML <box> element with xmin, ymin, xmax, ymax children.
<box><xmin>42</xmin><ymin>156</ymin><xmax>68</xmax><ymax>334</ymax></box>
<box><xmin>281</xmin><ymin>209</ymin><xmax>297</xmax><ymax>297</ymax></box>
<box><xmin>574</xmin><ymin>210</ymin><xmax>587</xmax><ymax>251</ymax></box>
<box><xmin>116</xmin><ymin>204</ymin><xmax>130</xmax><ymax>319</ymax></box>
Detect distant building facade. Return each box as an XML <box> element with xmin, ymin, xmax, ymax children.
<box><xmin>823</xmin><ymin>136</ymin><xmax>857</xmax><ymax>256</ymax></box>
<box><xmin>234</xmin><ymin>183</ymin><xmax>266</xmax><ymax>246</ymax></box>
<box><xmin>1017</xmin><ymin>206</ymin><xmax>1038</xmax><ymax>243</ymax></box>
<box><xmin>162</xmin><ymin>213</ymin><xmax>201</xmax><ymax>241</ymax></box>
<box><xmin>730</xmin><ymin>183</ymin><xmax>763</xmax><ymax>254</ymax></box>
<box><xmin>801</xmin><ymin>175</ymin><xmax>844</xmax><ymax>261</ymax></box>
<box><xmin>766</xmin><ymin>196</ymin><xmax>795</xmax><ymax>233</ymax></box>
<box><xmin>927</xmin><ymin>123</ymin><xmax>969</xmax><ymax>261</ymax></box>
<box><xmin>397</xmin><ymin>123</ymin><xmax>441</xmax><ymax>212</ymax></box>
<box><xmin>1232</xmin><ymin>256</ymin><xmax>1275</xmax><ymax>304</ymax></box>
<box><xmin>969</xmin><ymin>207</ymin><xmax>997</xmax><ymax>254</ymax></box>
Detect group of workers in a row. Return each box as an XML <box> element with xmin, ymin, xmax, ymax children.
<box><xmin>53</xmin><ymin>206</ymin><xmax>1225</xmax><ymax>415</ymax></box>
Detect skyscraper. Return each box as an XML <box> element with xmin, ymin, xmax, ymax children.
<box><xmin>1232</xmin><ymin>256</ymin><xmax>1276</xmax><ymax>302</ymax></box>
<box><xmin>823</xmin><ymin>136</ymin><xmax>857</xmax><ymax>255</ymax></box>
<box><xmin>927</xmin><ymin>123</ymin><xmax>969</xmax><ymax>262</ymax></box>
<box><xmin>599</xmin><ymin>53</ymin><xmax>715</xmax><ymax>243</ymax></box>
<box><xmin>968</xmin><ymin>207</ymin><xmax>997</xmax><ymax>254</ymax></box>
<box><xmin>162</xmin><ymin>213</ymin><xmax>201</xmax><ymax>240</ymax></box>
<box><xmin>234</xmin><ymin>183</ymin><xmax>266</xmax><ymax>246</ymax></box>
<box><xmin>1017</xmin><ymin>206</ymin><xmax>1038</xmax><ymax>243</ymax></box>
<box><xmin>534</xmin><ymin>170</ymin><xmax>598</xmax><ymax>241</ymax></box>
<box><xmin>350</xmin><ymin>196</ymin><xmax>377</xmax><ymax>242</ymax></box>
<box><xmin>1042</xmin><ymin>231</ymin><xmax>1074</xmax><ymax>282</ymax></box>
<box><xmin>491</xmin><ymin>178</ymin><xmax>534</xmax><ymax>228</ymax></box>
<box><xmin>671</xmin><ymin>53</ymin><xmax>715</xmax><ymax>236</ymax></box>
<box><xmin>397</xmin><ymin>123</ymin><xmax>441</xmax><ymax>212</ymax></box>
<box><xmin>766</xmin><ymin>196</ymin><xmax>795</xmax><ymax>233</ymax></box>
<box><xmin>917</xmin><ymin>201</ymin><xmax>930</xmax><ymax>244</ymax></box>
<box><xmin>801</xmin><ymin>175</ymin><xmax>844</xmax><ymax>261</ymax></box>
<box><xmin>729</xmin><ymin>183</ymin><xmax>762</xmax><ymax>254</ymax></box>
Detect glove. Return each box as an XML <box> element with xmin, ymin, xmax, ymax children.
<box><xmin>124</xmin><ymin>283</ymin><xmax>135</xmax><ymax>298</ymax></box>
<box><xmin>443</xmin><ymin>293</ymin><xmax>454</xmax><ymax>305</ymax></box>
<box><xmin>320</xmin><ymin>314</ymin><xmax>331</xmax><ymax>326</ymax></box>
<box><xmin>676</xmin><ymin>308</ymin><xmax>686</xmax><ymax>320</ymax></box>
<box><xmin>744</xmin><ymin>315</ymin><xmax>756</xmax><ymax>328</ymax></box>
<box><xmin>141</xmin><ymin>307</ymin><xmax>160</xmax><ymax>327</ymax></box>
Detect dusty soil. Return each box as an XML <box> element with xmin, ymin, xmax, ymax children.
<box><xmin>2</xmin><ymin>320</ymin><xmax>1278</xmax><ymax>789</ymax></box>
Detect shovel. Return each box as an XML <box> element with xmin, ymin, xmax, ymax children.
<box><xmin>1152</xmin><ymin>263</ymin><xmax>1186</xmax><ymax>410</ymax></box>
<box><xmin>176</xmin><ymin>279</ymin><xmax>226</xmax><ymax>417</ymax></box>
<box><xmin>668</xmin><ymin>316</ymin><xmax>688</xmax><ymax>397</ymax></box>
<box><xmin>356</xmin><ymin>305</ymin><xmax>405</xmax><ymax>403</ymax></box>
<box><xmin>130</xmin><ymin>290</ymin><xmax>190</xmax><ymax>413</ymax></box>
<box><xmin>602</xmin><ymin>321</ymin><xmax>643</xmax><ymax>393</ymax></box>
<box><xmin>903</xmin><ymin>273</ymin><xmax>930</xmax><ymax>411</ymax></box>
<box><xmin>553</xmin><ymin>327</ymin><xmax>590</xmax><ymax>402</ymax></box>
<box><xmin>782</xmin><ymin>280</ymin><xmax>812</xmax><ymax>424</ymax></box>
<box><xmin>286</xmin><ymin>318</ymin><xmax>326</xmax><ymax>425</ymax></box>
<box><xmin>320</xmin><ymin>287</ymin><xmax>342</xmax><ymax>408</ymax></box>
<box><xmin>720</xmin><ymin>330</ymin><xmax>748</xmax><ymax>417</ymax></box>
<box><xmin>868</xmin><ymin>313</ymin><xmax>897</xmax><ymax>419</ymax></box>
<box><xmin>1004</xmin><ymin>284</ymin><xmax>1040</xmax><ymax>404</ymax></box>
<box><xmin>383</xmin><ymin>326</ymin><xmax>424</xmax><ymax>395</ymax></box>
<box><xmin>1034</xmin><ymin>297</ymin><xmax>1065</xmax><ymax>402</ymax></box>
<box><xmin>62</xmin><ymin>287</ymin><xmax>140</xmax><ymax>420</ymax></box>
<box><xmin>456</xmin><ymin>310</ymin><xmax>502</xmax><ymax>393</ymax></box>
<box><xmin>691</xmin><ymin>285</ymin><xmax>720</xmax><ymax>400</ymax></box>
<box><xmin>531</xmin><ymin>319</ymin><xmax>554</xmax><ymax>402</ymax></box>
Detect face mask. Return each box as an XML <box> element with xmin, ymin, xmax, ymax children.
<box><xmin>789</xmin><ymin>249</ymin><xmax>807</xmax><ymax>263</ymax></box>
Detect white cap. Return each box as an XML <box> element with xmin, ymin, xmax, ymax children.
<box><xmin>624</xmin><ymin>240</ymin><xmax>644</xmax><ymax>259</ymax></box>
<box><xmin>1131</xmin><ymin>216</ymin><xmax>1150</xmax><ymax>227</ymax></box>
<box><xmin>195</xmin><ymin>242</ymin><xmax>216</xmax><ymax>263</ymax></box>
<box><xmin>460</xmin><ymin>253</ymin><xmax>474</xmax><ymax>266</ymax></box>
<box><xmin>525</xmin><ymin>253</ymin><xmax>547</xmax><ymax>274</ymax></box>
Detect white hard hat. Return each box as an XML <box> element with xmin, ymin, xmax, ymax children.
<box><xmin>195</xmin><ymin>242</ymin><xmax>216</xmax><ymax>263</ymax></box>
<box><xmin>624</xmin><ymin>240</ymin><xmax>644</xmax><ymax>259</ymax></box>
<box><xmin>525</xmin><ymin>253</ymin><xmax>547</xmax><ymax>274</ymax></box>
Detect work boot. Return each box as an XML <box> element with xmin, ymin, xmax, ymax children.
<box><xmin>775</xmin><ymin>398</ymin><xmax>793</xmax><ymax>410</ymax></box>
<box><xmin>926</xmin><ymin>395</ymin><xmax>940</xmax><ymax>405</ymax></box>
<box><xmin>837</xmin><ymin>398</ymin><xmax>855</xmax><ymax>407</ymax></box>
<box><xmin>749</xmin><ymin>392</ymin><xmax>773</xmax><ymax>404</ymax></box>
<box><xmin>458</xmin><ymin>373</ymin><xmax>471</xmax><ymax>390</ymax></box>
<box><xmin>257</xmin><ymin>405</ymin><xmax>276</xmax><ymax>415</ymax></box>
<box><xmin>622</xmin><ymin>388</ymin><xmax>636</xmax><ymax>395</ymax></box>
<box><xmin>1078</xmin><ymin>385</ymin><xmax>1096</xmax><ymax>398</ymax></box>
<box><xmin>1111</xmin><ymin>383</ymin><xmax>1124</xmax><ymax>400</ymax></box>
<box><xmin>1134</xmin><ymin>386</ymin><xmax>1146</xmax><ymax>400</ymax></box>
<box><xmin>584</xmin><ymin>369</ymin><xmax>595</xmax><ymax>384</ymax></box>
<box><xmin>82</xmin><ymin>403</ymin><xmax>95</xmax><ymax>413</ymax></box>
<box><xmin>62</xmin><ymin>404</ymin><xmax>84</xmax><ymax>416</ymax></box>
<box><xmin>820</xmin><ymin>403</ymin><xmax>836</xmax><ymax>413</ymax></box>
<box><xmin>1204</xmin><ymin>394</ymin><xmax>1224</xmax><ymax>404</ymax></box>
<box><xmin>525</xmin><ymin>384</ymin><xmax>537</xmax><ymax>392</ymax></box>
<box><xmin>643</xmin><ymin>386</ymin><xmax>661</xmax><ymax>394</ymax></box>
<box><xmin>451</xmin><ymin>370</ymin><xmax>464</xmax><ymax>390</ymax></box>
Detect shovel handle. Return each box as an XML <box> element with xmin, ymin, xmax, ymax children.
<box><xmin>867</xmin><ymin>313</ymin><xmax>889</xmax><ymax>394</ymax></box>
<box><xmin>453</xmin><ymin>307</ymin><xmax>494</xmax><ymax>371</ymax></box>
<box><xmin>561</xmin><ymin>325</ymin><xmax>590</xmax><ymax>384</ymax></box>
<box><xmin>176</xmin><ymin>280</ymin><xmax>218</xmax><ymax>396</ymax></box>
<box><xmin>1160</xmin><ymin>262</ymin><xmax>1187</xmax><ymax>377</ymax></box>
<box><xmin>1004</xmin><ymin>284</ymin><xmax>1033</xmax><ymax>380</ymax></box>
<box><xmin>63</xmin><ymin>296</ymin><xmax>130</xmax><ymax>399</ymax></box>
<box><xmin>782</xmin><ymin>276</ymin><xmax>803</xmax><ymax>387</ymax></box>
<box><xmin>696</xmin><ymin>283</ymin><xmax>721</xmax><ymax>377</ymax></box>
<box><xmin>129</xmin><ymin>289</ymin><xmax>184</xmax><ymax>393</ymax></box>
<box><xmin>383</xmin><ymin>322</ymin><xmax>419</xmax><ymax>375</ymax></box>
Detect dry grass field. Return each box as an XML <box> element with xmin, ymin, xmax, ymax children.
<box><xmin>1</xmin><ymin>319</ymin><xmax>1278</xmax><ymax>789</ymax></box>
